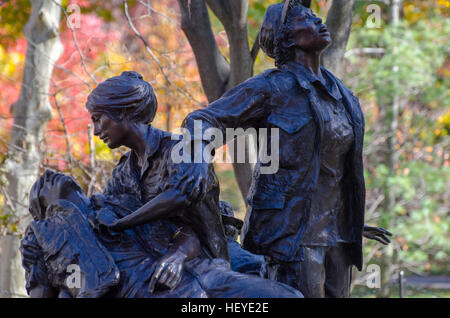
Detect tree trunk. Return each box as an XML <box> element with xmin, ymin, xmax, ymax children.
<box><xmin>0</xmin><ymin>0</ymin><xmax>63</xmax><ymax>298</ymax></box>
<box><xmin>166</xmin><ymin>104</ymin><xmax>172</xmax><ymax>132</ymax></box>
<box><xmin>321</xmin><ymin>0</ymin><xmax>356</xmax><ymax>76</ymax></box>
<box><xmin>178</xmin><ymin>0</ymin><xmax>254</xmax><ymax>200</ymax></box>
<box><xmin>204</xmin><ymin>0</ymin><xmax>254</xmax><ymax>200</ymax></box>
<box><xmin>177</xmin><ymin>0</ymin><xmax>230</xmax><ymax>103</ymax></box>
<box><xmin>377</xmin><ymin>0</ymin><xmax>403</xmax><ymax>298</ymax></box>
<box><xmin>205</xmin><ymin>0</ymin><xmax>253</xmax><ymax>89</ymax></box>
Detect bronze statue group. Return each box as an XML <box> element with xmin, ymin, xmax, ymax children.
<box><xmin>20</xmin><ymin>1</ymin><xmax>391</xmax><ymax>298</ymax></box>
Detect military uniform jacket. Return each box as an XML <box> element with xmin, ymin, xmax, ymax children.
<box><xmin>103</xmin><ymin>126</ymin><xmax>229</xmax><ymax>261</ymax></box>
<box><xmin>182</xmin><ymin>61</ymin><xmax>366</xmax><ymax>270</ymax></box>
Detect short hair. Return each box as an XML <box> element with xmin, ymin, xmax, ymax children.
<box><xmin>29</xmin><ymin>172</ymin><xmax>46</xmax><ymax>221</ymax></box>
<box><xmin>86</xmin><ymin>71</ymin><xmax>157</xmax><ymax>124</ymax></box>
<box><xmin>29</xmin><ymin>170</ymin><xmax>84</xmax><ymax>221</ymax></box>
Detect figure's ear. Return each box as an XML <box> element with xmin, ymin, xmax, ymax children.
<box><xmin>281</xmin><ymin>30</ymin><xmax>298</xmax><ymax>50</ymax></box>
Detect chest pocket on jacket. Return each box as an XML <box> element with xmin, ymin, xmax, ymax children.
<box><xmin>267</xmin><ymin>96</ymin><xmax>312</xmax><ymax>134</ymax></box>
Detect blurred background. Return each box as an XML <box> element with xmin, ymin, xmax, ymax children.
<box><xmin>0</xmin><ymin>0</ymin><xmax>448</xmax><ymax>298</ymax></box>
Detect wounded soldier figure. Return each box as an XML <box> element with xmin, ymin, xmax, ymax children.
<box><xmin>21</xmin><ymin>171</ymin><xmax>302</xmax><ymax>298</ymax></box>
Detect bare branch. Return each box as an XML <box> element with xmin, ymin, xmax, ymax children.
<box><xmin>250</xmin><ymin>31</ymin><xmax>260</xmax><ymax>67</ymax></box>
<box><xmin>54</xmin><ymin>93</ymin><xmax>75</xmax><ymax>168</ymax></box>
<box><xmin>0</xmin><ymin>187</ymin><xmax>17</xmax><ymax>215</ymax></box>
<box><xmin>52</xmin><ymin>0</ymin><xmax>98</xmax><ymax>86</ymax></box>
<box><xmin>137</xmin><ymin>0</ymin><xmax>180</xmax><ymax>26</ymax></box>
<box><xmin>124</xmin><ymin>0</ymin><xmax>203</xmax><ymax>106</ymax></box>
<box><xmin>345</xmin><ymin>47</ymin><xmax>386</xmax><ymax>57</ymax></box>
<box><xmin>205</xmin><ymin>0</ymin><xmax>252</xmax><ymax>88</ymax></box>
<box><xmin>367</xmin><ymin>193</ymin><xmax>385</xmax><ymax>216</ymax></box>
<box><xmin>322</xmin><ymin>0</ymin><xmax>356</xmax><ymax>76</ymax></box>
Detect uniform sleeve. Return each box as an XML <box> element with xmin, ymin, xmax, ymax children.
<box><xmin>20</xmin><ymin>226</ymin><xmax>51</xmax><ymax>294</ymax></box>
<box><xmin>181</xmin><ymin>75</ymin><xmax>273</xmax><ymax>145</ymax></box>
<box><xmin>162</xmin><ymin>155</ymin><xmax>218</xmax><ymax>206</ymax></box>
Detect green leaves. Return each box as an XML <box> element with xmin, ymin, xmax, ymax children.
<box><xmin>354</xmin><ymin>14</ymin><xmax>449</xmax><ymax>276</ymax></box>
<box><xmin>353</xmin><ymin>17</ymin><xmax>449</xmax><ymax>107</ymax></box>
<box><xmin>0</xmin><ymin>0</ymin><xmax>31</xmax><ymax>45</ymax></box>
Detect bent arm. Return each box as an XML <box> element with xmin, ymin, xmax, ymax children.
<box><xmin>148</xmin><ymin>224</ymin><xmax>200</xmax><ymax>292</ymax></box>
<box><xmin>111</xmin><ymin>188</ymin><xmax>189</xmax><ymax>231</ymax></box>
<box><xmin>169</xmin><ymin>225</ymin><xmax>200</xmax><ymax>261</ymax></box>
<box><xmin>174</xmin><ymin>76</ymin><xmax>272</xmax><ymax>199</ymax></box>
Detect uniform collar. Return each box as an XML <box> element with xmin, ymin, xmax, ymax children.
<box><xmin>130</xmin><ymin>125</ymin><xmax>163</xmax><ymax>179</ymax></box>
<box><xmin>282</xmin><ymin>61</ymin><xmax>342</xmax><ymax>101</ymax></box>
<box><xmin>143</xmin><ymin>125</ymin><xmax>163</xmax><ymax>160</ymax></box>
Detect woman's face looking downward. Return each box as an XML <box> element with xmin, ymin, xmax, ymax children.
<box><xmin>90</xmin><ymin>111</ymin><xmax>127</xmax><ymax>149</ymax></box>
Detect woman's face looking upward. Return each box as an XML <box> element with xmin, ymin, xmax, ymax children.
<box><xmin>288</xmin><ymin>7</ymin><xmax>331</xmax><ymax>52</ymax></box>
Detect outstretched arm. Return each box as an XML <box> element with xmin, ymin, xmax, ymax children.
<box><xmin>178</xmin><ymin>75</ymin><xmax>272</xmax><ymax>199</ymax></box>
<box><xmin>106</xmin><ymin>188</ymin><xmax>189</xmax><ymax>232</ymax></box>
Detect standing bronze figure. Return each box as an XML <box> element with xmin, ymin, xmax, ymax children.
<box><xmin>180</xmin><ymin>0</ymin><xmax>390</xmax><ymax>297</ymax></box>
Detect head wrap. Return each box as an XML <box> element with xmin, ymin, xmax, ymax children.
<box><xmin>259</xmin><ymin>0</ymin><xmax>311</xmax><ymax>60</ymax></box>
<box><xmin>86</xmin><ymin>71</ymin><xmax>157</xmax><ymax>124</ymax></box>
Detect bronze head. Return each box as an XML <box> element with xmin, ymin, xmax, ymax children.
<box><xmin>259</xmin><ymin>0</ymin><xmax>330</xmax><ymax>67</ymax></box>
<box><xmin>86</xmin><ymin>71</ymin><xmax>157</xmax><ymax>124</ymax></box>
<box><xmin>29</xmin><ymin>169</ymin><xmax>86</xmax><ymax>221</ymax></box>
<box><xmin>86</xmin><ymin>71</ymin><xmax>157</xmax><ymax>148</ymax></box>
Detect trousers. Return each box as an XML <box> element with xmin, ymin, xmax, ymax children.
<box><xmin>265</xmin><ymin>243</ymin><xmax>353</xmax><ymax>298</ymax></box>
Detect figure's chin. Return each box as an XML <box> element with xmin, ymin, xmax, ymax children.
<box><xmin>317</xmin><ymin>38</ymin><xmax>331</xmax><ymax>52</ymax></box>
<box><xmin>106</xmin><ymin>141</ymin><xmax>120</xmax><ymax>149</ymax></box>
<box><xmin>300</xmin><ymin>37</ymin><xmax>331</xmax><ymax>53</ymax></box>
<box><xmin>102</xmin><ymin>138</ymin><xmax>113</xmax><ymax>148</ymax></box>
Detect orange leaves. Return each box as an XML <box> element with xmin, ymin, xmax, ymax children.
<box><xmin>396</xmin><ymin>236</ymin><xmax>409</xmax><ymax>251</ymax></box>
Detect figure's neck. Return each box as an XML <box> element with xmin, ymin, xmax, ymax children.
<box><xmin>125</xmin><ymin>123</ymin><xmax>149</xmax><ymax>159</ymax></box>
<box><xmin>293</xmin><ymin>49</ymin><xmax>323</xmax><ymax>78</ymax></box>
<box><xmin>64</xmin><ymin>190</ymin><xmax>91</xmax><ymax>210</ymax></box>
